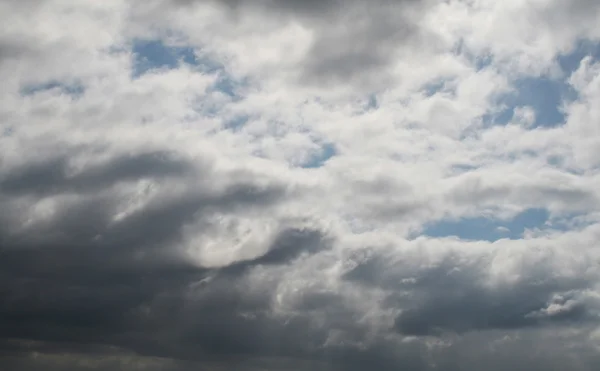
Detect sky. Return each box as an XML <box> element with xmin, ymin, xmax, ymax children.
<box><xmin>1</xmin><ymin>1</ymin><xmax>600</xmax><ymax>370</ymax></box>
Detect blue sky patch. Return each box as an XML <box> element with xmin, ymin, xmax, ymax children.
<box><xmin>132</xmin><ymin>38</ymin><xmax>247</xmax><ymax>105</ymax></box>
<box><xmin>132</xmin><ymin>39</ymin><xmax>198</xmax><ymax>77</ymax></box>
<box><xmin>484</xmin><ymin>76</ymin><xmax>575</xmax><ymax>129</ymax></box>
<box><xmin>423</xmin><ymin>80</ymin><xmax>447</xmax><ymax>97</ymax></box>
<box><xmin>214</xmin><ymin>75</ymin><xmax>236</xmax><ymax>98</ymax></box>
<box><xmin>481</xmin><ymin>41</ymin><xmax>600</xmax><ymax>129</ymax></box>
<box><xmin>302</xmin><ymin>143</ymin><xmax>337</xmax><ymax>168</ymax></box>
<box><xmin>421</xmin><ymin>208</ymin><xmax>551</xmax><ymax>242</ymax></box>
<box><xmin>422</xmin><ymin>78</ymin><xmax>456</xmax><ymax>98</ymax></box>
<box><xmin>208</xmin><ymin>73</ymin><xmax>247</xmax><ymax>100</ymax></box>
<box><xmin>557</xmin><ymin>39</ymin><xmax>600</xmax><ymax>74</ymax></box>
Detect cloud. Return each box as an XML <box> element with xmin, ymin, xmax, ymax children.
<box><xmin>342</xmin><ymin>239</ymin><xmax>597</xmax><ymax>335</ymax></box>
<box><xmin>2</xmin><ymin>0</ymin><xmax>600</xmax><ymax>370</ymax></box>
<box><xmin>0</xmin><ymin>151</ymin><xmax>192</xmax><ymax>196</ymax></box>
<box><xmin>140</xmin><ymin>0</ymin><xmax>438</xmax><ymax>89</ymax></box>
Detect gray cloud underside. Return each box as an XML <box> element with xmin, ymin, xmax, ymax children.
<box><xmin>1</xmin><ymin>144</ymin><xmax>599</xmax><ymax>370</ymax></box>
<box><xmin>148</xmin><ymin>0</ymin><xmax>435</xmax><ymax>87</ymax></box>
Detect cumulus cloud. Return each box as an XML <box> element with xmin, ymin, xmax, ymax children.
<box><xmin>1</xmin><ymin>0</ymin><xmax>600</xmax><ymax>370</ymax></box>
<box><xmin>135</xmin><ymin>0</ymin><xmax>438</xmax><ymax>90</ymax></box>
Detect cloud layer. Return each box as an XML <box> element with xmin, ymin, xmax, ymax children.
<box><xmin>1</xmin><ymin>0</ymin><xmax>600</xmax><ymax>370</ymax></box>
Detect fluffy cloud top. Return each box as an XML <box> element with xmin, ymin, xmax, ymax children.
<box><xmin>1</xmin><ymin>1</ymin><xmax>600</xmax><ymax>370</ymax></box>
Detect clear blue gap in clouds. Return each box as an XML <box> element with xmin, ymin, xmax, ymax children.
<box><xmin>485</xmin><ymin>77</ymin><xmax>574</xmax><ymax>128</ymax></box>
<box><xmin>557</xmin><ymin>39</ymin><xmax>600</xmax><ymax>76</ymax></box>
<box><xmin>420</xmin><ymin>208</ymin><xmax>593</xmax><ymax>242</ymax></box>
<box><xmin>131</xmin><ymin>39</ymin><xmax>198</xmax><ymax>77</ymax></box>
<box><xmin>422</xmin><ymin>208</ymin><xmax>549</xmax><ymax>242</ymax></box>
<box><xmin>131</xmin><ymin>38</ymin><xmax>240</xmax><ymax>97</ymax></box>
<box><xmin>301</xmin><ymin>143</ymin><xmax>337</xmax><ymax>168</ymax></box>
<box><xmin>483</xmin><ymin>40</ymin><xmax>600</xmax><ymax>129</ymax></box>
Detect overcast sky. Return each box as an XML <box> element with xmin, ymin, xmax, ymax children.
<box><xmin>1</xmin><ymin>1</ymin><xmax>600</xmax><ymax>370</ymax></box>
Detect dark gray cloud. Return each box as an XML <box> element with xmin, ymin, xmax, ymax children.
<box><xmin>0</xmin><ymin>144</ymin><xmax>342</xmax><ymax>369</ymax></box>
<box><xmin>6</xmin><ymin>144</ymin><xmax>594</xmax><ymax>371</ymax></box>
<box><xmin>0</xmin><ymin>151</ymin><xmax>192</xmax><ymax>196</ymax></box>
<box><xmin>344</xmin><ymin>251</ymin><xmax>596</xmax><ymax>336</ymax></box>
<box><xmin>1</xmin><ymin>146</ymin><xmax>599</xmax><ymax>369</ymax></box>
<box><xmin>0</xmin><ymin>141</ymin><xmax>598</xmax><ymax>370</ymax></box>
